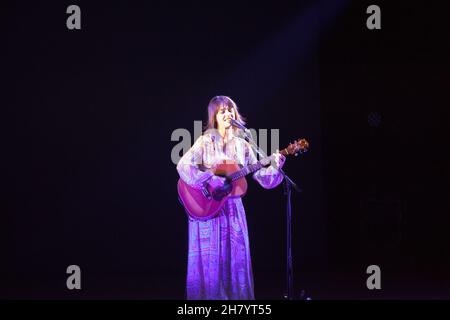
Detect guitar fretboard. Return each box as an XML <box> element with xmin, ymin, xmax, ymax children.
<box><xmin>228</xmin><ymin>162</ymin><xmax>264</xmax><ymax>182</ymax></box>
<box><xmin>226</xmin><ymin>140</ymin><xmax>306</xmax><ymax>182</ymax></box>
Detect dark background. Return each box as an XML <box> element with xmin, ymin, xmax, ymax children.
<box><xmin>1</xmin><ymin>1</ymin><xmax>448</xmax><ymax>299</ymax></box>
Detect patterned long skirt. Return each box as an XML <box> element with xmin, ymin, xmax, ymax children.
<box><xmin>185</xmin><ymin>197</ymin><xmax>255</xmax><ymax>300</ymax></box>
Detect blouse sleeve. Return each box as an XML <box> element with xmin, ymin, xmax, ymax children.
<box><xmin>176</xmin><ymin>135</ymin><xmax>214</xmax><ymax>189</ymax></box>
<box><xmin>246</xmin><ymin>142</ymin><xmax>284</xmax><ymax>189</ymax></box>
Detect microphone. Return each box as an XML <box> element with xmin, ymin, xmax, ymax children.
<box><xmin>230</xmin><ymin>119</ymin><xmax>250</xmax><ymax>133</ymax></box>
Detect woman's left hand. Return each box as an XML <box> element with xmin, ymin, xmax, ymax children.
<box><xmin>272</xmin><ymin>150</ymin><xmax>286</xmax><ymax>169</ymax></box>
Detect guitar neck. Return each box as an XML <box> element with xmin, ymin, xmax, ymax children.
<box><xmin>228</xmin><ymin>162</ymin><xmax>265</xmax><ymax>182</ymax></box>
<box><xmin>227</xmin><ymin>142</ymin><xmax>304</xmax><ymax>182</ymax></box>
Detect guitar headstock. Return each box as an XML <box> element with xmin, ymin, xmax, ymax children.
<box><xmin>280</xmin><ymin>138</ymin><xmax>309</xmax><ymax>157</ymax></box>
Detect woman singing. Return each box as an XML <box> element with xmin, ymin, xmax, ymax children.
<box><xmin>176</xmin><ymin>95</ymin><xmax>285</xmax><ymax>300</ymax></box>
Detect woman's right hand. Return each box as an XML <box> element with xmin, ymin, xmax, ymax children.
<box><xmin>207</xmin><ymin>175</ymin><xmax>226</xmax><ymax>190</ymax></box>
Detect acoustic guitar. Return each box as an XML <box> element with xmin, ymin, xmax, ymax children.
<box><xmin>177</xmin><ymin>138</ymin><xmax>309</xmax><ymax>221</ymax></box>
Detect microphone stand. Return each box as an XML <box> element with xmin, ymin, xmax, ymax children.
<box><xmin>279</xmin><ymin>168</ymin><xmax>302</xmax><ymax>300</ymax></box>
<box><xmin>237</xmin><ymin>128</ymin><xmax>307</xmax><ymax>300</ymax></box>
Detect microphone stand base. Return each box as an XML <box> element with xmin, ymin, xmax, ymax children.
<box><xmin>282</xmin><ymin>289</ymin><xmax>312</xmax><ymax>300</ymax></box>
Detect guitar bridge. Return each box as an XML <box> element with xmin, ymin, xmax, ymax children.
<box><xmin>201</xmin><ymin>184</ymin><xmax>212</xmax><ymax>200</ymax></box>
